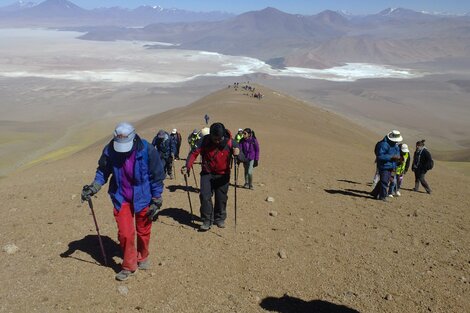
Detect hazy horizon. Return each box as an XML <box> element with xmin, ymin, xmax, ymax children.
<box><xmin>1</xmin><ymin>0</ymin><xmax>469</xmax><ymax>15</ymax></box>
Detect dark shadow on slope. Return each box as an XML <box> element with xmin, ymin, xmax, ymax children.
<box><xmin>400</xmin><ymin>187</ymin><xmax>426</xmax><ymax>193</ymax></box>
<box><xmin>345</xmin><ymin>188</ymin><xmax>372</xmax><ymax>195</ymax></box>
<box><xmin>158</xmin><ymin>207</ymin><xmax>200</xmax><ymax>229</ymax></box>
<box><xmin>324</xmin><ymin>189</ymin><xmax>372</xmax><ymax>199</ymax></box>
<box><xmin>337</xmin><ymin>179</ymin><xmax>361</xmax><ymax>185</ymax></box>
<box><xmin>167</xmin><ymin>184</ymin><xmax>199</xmax><ymax>193</ymax></box>
<box><xmin>60</xmin><ymin>235</ymin><xmax>121</xmax><ymax>272</ymax></box>
<box><xmin>260</xmin><ymin>294</ymin><xmax>360</xmax><ymax>313</ymax></box>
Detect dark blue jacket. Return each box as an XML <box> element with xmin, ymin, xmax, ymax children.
<box><xmin>376</xmin><ymin>136</ymin><xmax>400</xmax><ymax>171</ymax></box>
<box><xmin>94</xmin><ymin>136</ymin><xmax>165</xmax><ymax>213</ymax></box>
<box><xmin>152</xmin><ymin>132</ymin><xmax>176</xmax><ymax>160</ymax></box>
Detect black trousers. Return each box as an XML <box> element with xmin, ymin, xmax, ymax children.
<box><xmin>199</xmin><ymin>173</ymin><xmax>230</xmax><ymax>224</ymax></box>
<box><xmin>414</xmin><ymin>170</ymin><xmax>431</xmax><ymax>193</ymax></box>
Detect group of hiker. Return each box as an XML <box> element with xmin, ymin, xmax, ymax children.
<box><xmin>371</xmin><ymin>130</ymin><xmax>433</xmax><ymax>201</ymax></box>
<box><xmin>228</xmin><ymin>81</ymin><xmax>263</xmax><ymax>100</ymax></box>
<box><xmin>80</xmin><ymin>121</ymin><xmax>260</xmax><ymax>281</ymax></box>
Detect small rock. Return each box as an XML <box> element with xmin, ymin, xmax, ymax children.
<box><xmin>71</xmin><ymin>194</ymin><xmax>77</xmax><ymax>200</ymax></box>
<box><xmin>269</xmin><ymin>211</ymin><xmax>278</xmax><ymax>217</ymax></box>
<box><xmin>3</xmin><ymin>244</ymin><xmax>19</xmax><ymax>255</ymax></box>
<box><xmin>460</xmin><ymin>276</ymin><xmax>467</xmax><ymax>283</ymax></box>
<box><xmin>278</xmin><ymin>249</ymin><xmax>287</xmax><ymax>259</ymax></box>
<box><xmin>158</xmin><ymin>261</ymin><xmax>166</xmax><ymax>266</ymax></box>
<box><xmin>117</xmin><ymin>285</ymin><xmax>129</xmax><ymax>295</ymax></box>
<box><xmin>385</xmin><ymin>294</ymin><xmax>393</xmax><ymax>301</ymax></box>
<box><xmin>266</xmin><ymin>197</ymin><xmax>275</xmax><ymax>203</ymax></box>
<box><xmin>413</xmin><ymin>210</ymin><xmax>419</xmax><ymax>217</ymax></box>
<box><xmin>288</xmin><ymin>188</ymin><xmax>294</xmax><ymax>191</ymax></box>
<box><xmin>255</xmin><ymin>296</ymin><xmax>261</xmax><ymax>303</ymax></box>
<box><xmin>299</xmin><ymin>218</ymin><xmax>304</xmax><ymax>222</ymax></box>
<box><xmin>259</xmin><ymin>183</ymin><xmax>265</xmax><ymax>187</ymax></box>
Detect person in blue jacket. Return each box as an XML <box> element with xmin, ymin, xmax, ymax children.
<box><xmin>371</xmin><ymin>130</ymin><xmax>402</xmax><ymax>201</ymax></box>
<box><xmin>81</xmin><ymin>122</ymin><xmax>165</xmax><ymax>281</ymax></box>
<box><xmin>152</xmin><ymin>129</ymin><xmax>177</xmax><ymax>179</ymax></box>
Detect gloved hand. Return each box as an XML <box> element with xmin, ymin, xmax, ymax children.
<box><xmin>81</xmin><ymin>182</ymin><xmax>101</xmax><ymax>202</ymax></box>
<box><xmin>147</xmin><ymin>197</ymin><xmax>163</xmax><ymax>222</ymax></box>
<box><xmin>253</xmin><ymin>160</ymin><xmax>258</xmax><ymax>168</ymax></box>
<box><xmin>181</xmin><ymin>166</ymin><xmax>190</xmax><ymax>176</ymax></box>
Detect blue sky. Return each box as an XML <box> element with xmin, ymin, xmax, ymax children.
<box><xmin>2</xmin><ymin>0</ymin><xmax>470</xmax><ymax>14</ymax></box>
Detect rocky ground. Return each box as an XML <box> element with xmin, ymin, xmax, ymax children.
<box><xmin>1</xmin><ymin>84</ymin><xmax>469</xmax><ymax>312</ymax></box>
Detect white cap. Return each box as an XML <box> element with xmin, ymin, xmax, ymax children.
<box><xmin>401</xmin><ymin>144</ymin><xmax>409</xmax><ymax>153</ymax></box>
<box><xmin>113</xmin><ymin>122</ymin><xmax>136</xmax><ymax>153</ymax></box>
<box><xmin>200</xmin><ymin>127</ymin><xmax>210</xmax><ymax>137</ymax></box>
<box><xmin>387</xmin><ymin>130</ymin><xmax>403</xmax><ymax>143</ymax></box>
<box><xmin>171</xmin><ymin>128</ymin><xmax>177</xmax><ymax>134</ymax></box>
<box><xmin>238</xmin><ymin>128</ymin><xmax>243</xmax><ymax>132</ymax></box>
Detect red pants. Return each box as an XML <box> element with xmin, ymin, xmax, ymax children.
<box><xmin>113</xmin><ymin>202</ymin><xmax>152</xmax><ymax>271</ymax></box>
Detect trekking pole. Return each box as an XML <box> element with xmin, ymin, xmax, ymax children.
<box><xmin>183</xmin><ymin>174</ymin><xmax>194</xmax><ymax>224</ymax></box>
<box><xmin>172</xmin><ymin>159</ymin><xmax>177</xmax><ymax>180</ymax></box>
<box><xmin>234</xmin><ymin>158</ymin><xmax>238</xmax><ymax>233</ymax></box>
<box><xmin>86</xmin><ymin>198</ymin><xmax>108</xmax><ymax>266</ymax></box>
<box><xmin>192</xmin><ymin>167</ymin><xmax>199</xmax><ymax>188</ymax></box>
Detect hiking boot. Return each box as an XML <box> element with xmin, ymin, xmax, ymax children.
<box><xmin>388</xmin><ymin>194</ymin><xmax>394</xmax><ymax>198</ymax></box>
<box><xmin>199</xmin><ymin>222</ymin><xmax>211</xmax><ymax>232</ymax></box>
<box><xmin>215</xmin><ymin>220</ymin><xmax>225</xmax><ymax>228</ymax></box>
<box><xmin>243</xmin><ymin>183</ymin><xmax>249</xmax><ymax>189</ymax></box>
<box><xmin>396</xmin><ymin>191</ymin><xmax>401</xmax><ymax>197</ymax></box>
<box><xmin>249</xmin><ymin>185</ymin><xmax>254</xmax><ymax>190</ymax></box>
<box><xmin>138</xmin><ymin>260</ymin><xmax>151</xmax><ymax>270</ymax></box>
<box><xmin>115</xmin><ymin>270</ymin><xmax>136</xmax><ymax>281</ymax></box>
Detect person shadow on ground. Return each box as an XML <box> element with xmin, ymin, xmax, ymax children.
<box><xmin>166</xmin><ymin>184</ymin><xmax>199</xmax><ymax>193</ymax></box>
<box><xmin>260</xmin><ymin>294</ymin><xmax>360</xmax><ymax>313</ymax></box>
<box><xmin>60</xmin><ymin>235</ymin><xmax>121</xmax><ymax>272</ymax></box>
<box><xmin>158</xmin><ymin>207</ymin><xmax>200</xmax><ymax>229</ymax></box>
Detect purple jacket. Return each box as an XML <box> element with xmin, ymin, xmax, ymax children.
<box><xmin>240</xmin><ymin>137</ymin><xmax>259</xmax><ymax>161</ymax></box>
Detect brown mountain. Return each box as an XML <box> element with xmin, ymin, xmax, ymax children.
<box><xmin>1</xmin><ymin>84</ymin><xmax>468</xmax><ymax>312</ymax></box>
<box><xmin>78</xmin><ymin>7</ymin><xmax>470</xmax><ymax>69</ymax></box>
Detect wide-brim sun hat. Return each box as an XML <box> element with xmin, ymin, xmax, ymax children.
<box><xmin>113</xmin><ymin>122</ymin><xmax>136</xmax><ymax>153</ymax></box>
<box><xmin>387</xmin><ymin>130</ymin><xmax>403</xmax><ymax>143</ymax></box>
<box><xmin>401</xmin><ymin>144</ymin><xmax>409</xmax><ymax>153</ymax></box>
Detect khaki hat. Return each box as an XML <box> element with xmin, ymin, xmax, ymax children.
<box><xmin>387</xmin><ymin>130</ymin><xmax>403</xmax><ymax>143</ymax></box>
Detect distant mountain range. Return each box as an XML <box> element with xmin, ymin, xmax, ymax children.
<box><xmin>1</xmin><ymin>0</ymin><xmax>470</xmax><ymax>69</ymax></box>
<box><xmin>0</xmin><ymin>0</ymin><xmax>234</xmax><ymax>25</ymax></box>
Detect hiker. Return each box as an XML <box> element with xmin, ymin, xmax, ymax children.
<box><xmin>187</xmin><ymin>129</ymin><xmax>200</xmax><ymax>152</ymax></box>
<box><xmin>393</xmin><ymin>143</ymin><xmax>410</xmax><ymax>196</ymax></box>
<box><xmin>235</xmin><ymin>128</ymin><xmax>244</xmax><ymax>142</ymax></box>
<box><xmin>81</xmin><ymin>122</ymin><xmax>165</xmax><ymax>281</ymax></box>
<box><xmin>239</xmin><ymin>128</ymin><xmax>260</xmax><ymax>190</ymax></box>
<box><xmin>170</xmin><ymin>128</ymin><xmax>182</xmax><ymax>160</ymax></box>
<box><xmin>371</xmin><ymin>130</ymin><xmax>402</xmax><ymax>201</ymax></box>
<box><xmin>412</xmin><ymin>140</ymin><xmax>433</xmax><ymax>194</ymax></box>
<box><xmin>152</xmin><ymin>129</ymin><xmax>176</xmax><ymax>179</ymax></box>
<box><xmin>182</xmin><ymin>122</ymin><xmax>245</xmax><ymax>231</ymax></box>
<box><xmin>204</xmin><ymin>114</ymin><xmax>210</xmax><ymax>125</ymax></box>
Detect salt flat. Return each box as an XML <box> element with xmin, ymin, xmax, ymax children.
<box><xmin>0</xmin><ymin>28</ymin><xmax>468</xmax><ymax>177</ymax></box>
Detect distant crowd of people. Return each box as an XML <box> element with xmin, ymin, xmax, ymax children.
<box><xmin>81</xmin><ymin>118</ymin><xmax>260</xmax><ymax>281</ymax></box>
<box><xmin>371</xmin><ymin>130</ymin><xmax>434</xmax><ymax>201</ymax></box>
<box><xmin>228</xmin><ymin>81</ymin><xmax>263</xmax><ymax>100</ymax></box>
